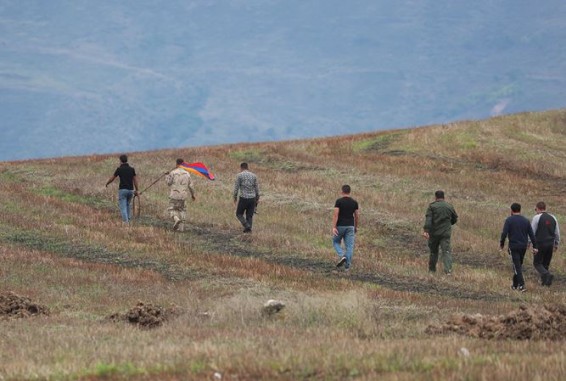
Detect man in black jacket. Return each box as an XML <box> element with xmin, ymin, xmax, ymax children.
<box><xmin>531</xmin><ymin>201</ymin><xmax>560</xmax><ymax>286</ymax></box>
<box><xmin>499</xmin><ymin>203</ymin><xmax>538</xmax><ymax>292</ymax></box>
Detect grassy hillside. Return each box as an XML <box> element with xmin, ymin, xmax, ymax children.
<box><xmin>1</xmin><ymin>110</ymin><xmax>566</xmax><ymax>380</ymax></box>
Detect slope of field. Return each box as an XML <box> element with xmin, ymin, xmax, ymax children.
<box><xmin>1</xmin><ymin>110</ymin><xmax>565</xmax><ymax>380</ymax></box>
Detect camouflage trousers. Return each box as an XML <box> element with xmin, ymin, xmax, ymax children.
<box><xmin>168</xmin><ymin>199</ymin><xmax>187</xmax><ymax>231</ymax></box>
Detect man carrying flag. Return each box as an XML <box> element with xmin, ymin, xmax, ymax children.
<box><xmin>165</xmin><ymin>158</ymin><xmax>196</xmax><ymax>231</ymax></box>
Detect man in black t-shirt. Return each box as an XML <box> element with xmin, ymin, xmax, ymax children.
<box><xmin>332</xmin><ymin>184</ymin><xmax>359</xmax><ymax>271</ymax></box>
<box><xmin>105</xmin><ymin>154</ymin><xmax>139</xmax><ymax>223</ymax></box>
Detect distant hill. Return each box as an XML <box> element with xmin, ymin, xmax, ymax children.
<box><xmin>1</xmin><ymin>0</ymin><xmax>566</xmax><ymax>161</ymax></box>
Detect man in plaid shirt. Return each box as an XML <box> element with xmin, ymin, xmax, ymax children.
<box><xmin>233</xmin><ymin>162</ymin><xmax>260</xmax><ymax>233</ymax></box>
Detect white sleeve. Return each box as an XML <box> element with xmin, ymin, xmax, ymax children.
<box><xmin>553</xmin><ymin>215</ymin><xmax>560</xmax><ymax>245</ymax></box>
<box><xmin>531</xmin><ymin>214</ymin><xmax>540</xmax><ymax>235</ymax></box>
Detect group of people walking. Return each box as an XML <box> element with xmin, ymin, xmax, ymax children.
<box><xmin>106</xmin><ymin>155</ymin><xmax>559</xmax><ymax>291</ymax></box>
<box><xmin>105</xmin><ymin>155</ymin><xmax>260</xmax><ymax>233</ymax></box>
<box><xmin>419</xmin><ymin>190</ymin><xmax>559</xmax><ymax>291</ymax></box>
<box><xmin>499</xmin><ymin>201</ymin><xmax>560</xmax><ymax>291</ymax></box>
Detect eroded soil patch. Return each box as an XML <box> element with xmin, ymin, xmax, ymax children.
<box><xmin>0</xmin><ymin>291</ymin><xmax>49</xmax><ymax>319</ymax></box>
<box><xmin>426</xmin><ymin>304</ymin><xmax>566</xmax><ymax>340</ymax></box>
<box><xmin>106</xmin><ymin>302</ymin><xmax>180</xmax><ymax>329</ymax></box>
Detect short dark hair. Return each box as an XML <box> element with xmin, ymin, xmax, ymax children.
<box><xmin>176</xmin><ymin>158</ymin><xmax>184</xmax><ymax>165</ymax></box>
<box><xmin>240</xmin><ymin>162</ymin><xmax>249</xmax><ymax>170</ymax></box>
<box><xmin>342</xmin><ymin>184</ymin><xmax>351</xmax><ymax>194</ymax></box>
<box><xmin>511</xmin><ymin>203</ymin><xmax>521</xmax><ymax>213</ymax></box>
<box><xmin>435</xmin><ymin>190</ymin><xmax>445</xmax><ymax>199</ymax></box>
<box><xmin>536</xmin><ymin>201</ymin><xmax>546</xmax><ymax>211</ymax></box>
<box><xmin>119</xmin><ymin>154</ymin><xmax>128</xmax><ymax>163</ymax></box>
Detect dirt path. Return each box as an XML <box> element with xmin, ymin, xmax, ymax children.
<box><xmin>2</xmin><ymin>228</ymin><xmax>199</xmax><ymax>282</ymax></box>
<box><xmin>2</xmin><ymin>212</ymin><xmax>550</xmax><ymax>301</ymax></box>
<box><xmin>136</xmin><ymin>217</ymin><xmax>521</xmax><ymax>302</ymax></box>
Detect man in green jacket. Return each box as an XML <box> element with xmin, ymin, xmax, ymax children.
<box><xmin>422</xmin><ymin>190</ymin><xmax>458</xmax><ymax>274</ymax></box>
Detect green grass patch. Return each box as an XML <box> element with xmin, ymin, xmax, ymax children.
<box><xmin>228</xmin><ymin>148</ymin><xmax>320</xmax><ymax>172</ymax></box>
<box><xmin>352</xmin><ymin>133</ymin><xmax>403</xmax><ymax>153</ymax></box>
<box><xmin>39</xmin><ymin>185</ymin><xmax>113</xmax><ymax>209</ymax></box>
<box><xmin>188</xmin><ymin>358</ymin><xmax>209</xmax><ymax>374</ymax></box>
<box><xmin>92</xmin><ymin>362</ymin><xmax>141</xmax><ymax>378</ymax></box>
<box><xmin>265</xmin><ymin>159</ymin><xmax>300</xmax><ymax>172</ymax></box>
<box><xmin>0</xmin><ymin>169</ymin><xmax>19</xmax><ymax>183</ymax></box>
<box><xmin>76</xmin><ymin>362</ymin><xmax>176</xmax><ymax>380</ymax></box>
<box><xmin>228</xmin><ymin>148</ymin><xmax>265</xmax><ymax>163</ymax></box>
<box><xmin>439</xmin><ymin>128</ymin><xmax>479</xmax><ymax>150</ymax></box>
<box><xmin>0</xmin><ymin>199</ymin><xmax>21</xmax><ymax>213</ymax></box>
<box><xmin>39</xmin><ymin>186</ymin><xmax>85</xmax><ymax>203</ymax></box>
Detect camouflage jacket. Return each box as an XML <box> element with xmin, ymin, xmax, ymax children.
<box><xmin>166</xmin><ymin>167</ymin><xmax>194</xmax><ymax>200</ymax></box>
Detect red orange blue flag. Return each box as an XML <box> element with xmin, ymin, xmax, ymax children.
<box><xmin>179</xmin><ymin>162</ymin><xmax>215</xmax><ymax>180</ymax></box>
<box><xmin>180</xmin><ymin>162</ymin><xmax>214</xmax><ymax>180</ymax></box>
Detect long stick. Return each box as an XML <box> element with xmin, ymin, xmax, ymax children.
<box><xmin>132</xmin><ymin>168</ymin><xmax>173</xmax><ymax>220</ymax></box>
<box><xmin>140</xmin><ymin>170</ymin><xmax>172</xmax><ymax>194</ymax></box>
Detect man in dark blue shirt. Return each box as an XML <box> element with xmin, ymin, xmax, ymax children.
<box><xmin>499</xmin><ymin>203</ymin><xmax>537</xmax><ymax>292</ymax></box>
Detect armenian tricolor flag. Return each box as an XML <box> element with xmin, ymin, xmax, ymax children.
<box><xmin>179</xmin><ymin>162</ymin><xmax>215</xmax><ymax>180</ymax></box>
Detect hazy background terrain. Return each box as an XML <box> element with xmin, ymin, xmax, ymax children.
<box><xmin>1</xmin><ymin>0</ymin><xmax>565</xmax><ymax>161</ymax></box>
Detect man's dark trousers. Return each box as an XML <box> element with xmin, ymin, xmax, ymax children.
<box><xmin>533</xmin><ymin>244</ymin><xmax>553</xmax><ymax>282</ymax></box>
<box><xmin>509</xmin><ymin>247</ymin><xmax>527</xmax><ymax>288</ymax></box>
<box><xmin>236</xmin><ymin>197</ymin><xmax>256</xmax><ymax>230</ymax></box>
<box><xmin>428</xmin><ymin>234</ymin><xmax>452</xmax><ymax>274</ymax></box>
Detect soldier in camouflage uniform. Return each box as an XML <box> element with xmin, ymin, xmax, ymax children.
<box><xmin>166</xmin><ymin>158</ymin><xmax>195</xmax><ymax>231</ymax></box>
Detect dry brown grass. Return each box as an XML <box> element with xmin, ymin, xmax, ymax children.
<box><xmin>1</xmin><ymin>109</ymin><xmax>566</xmax><ymax>380</ymax></box>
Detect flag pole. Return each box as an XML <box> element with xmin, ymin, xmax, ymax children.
<box><xmin>132</xmin><ymin>169</ymin><xmax>173</xmax><ymax>220</ymax></box>
<box><xmin>139</xmin><ymin>169</ymin><xmax>174</xmax><ymax>194</ymax></box>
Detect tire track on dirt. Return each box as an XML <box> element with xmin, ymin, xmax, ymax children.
<box><xmin>136</xmin><ymin>217</ymin><xmax>519</xmax><ymax>302</ymax></box>
<box><xmin>1</xmin><ymin>229</ymin><xmax>199</xmax><ymax>282</ymax></box>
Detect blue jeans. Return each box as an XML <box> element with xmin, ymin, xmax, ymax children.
<box><xmin>333</xmin><ymin>226</ymin><xmax>355</xmax><ymax>268</ymax></box>
<box><xmin>118</xmin><ymin>189</ymin><xmax>135</xmax><ymax>222</ymax></box>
